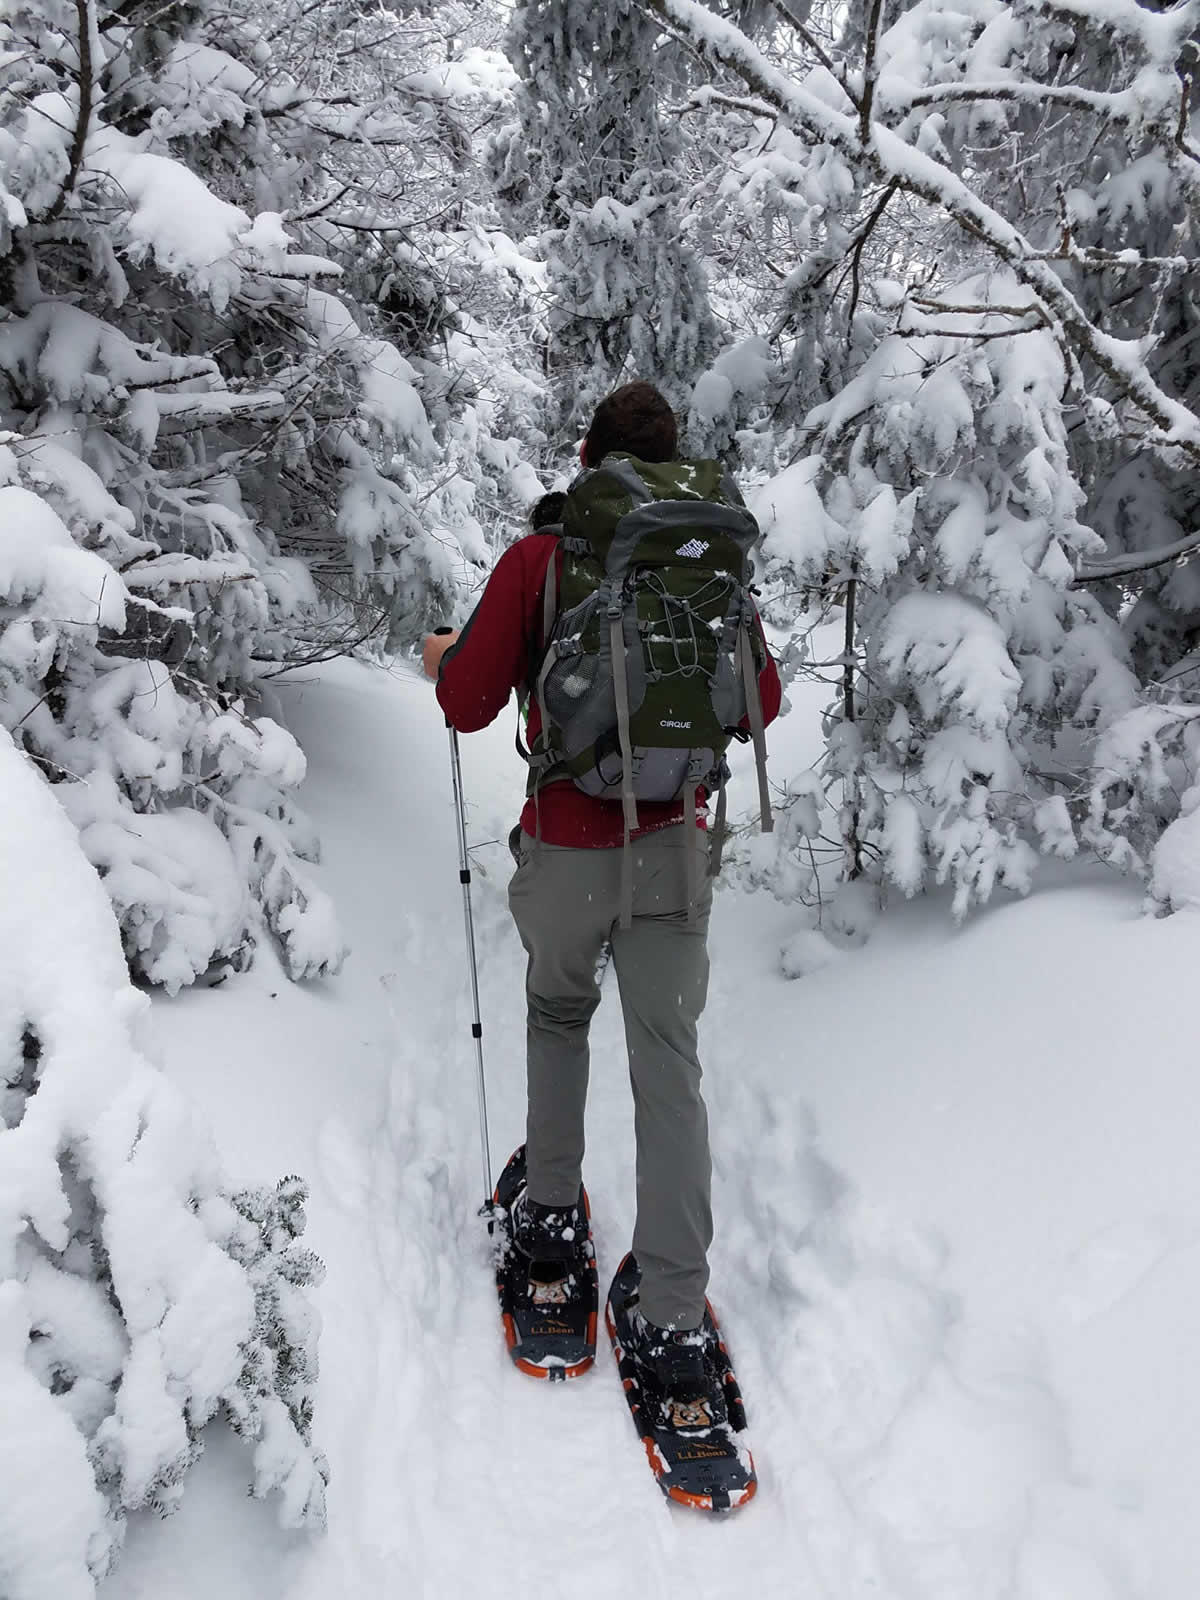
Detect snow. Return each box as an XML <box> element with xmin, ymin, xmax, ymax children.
<box><xmin>778</xmin><ymin>925</ymin><xmax>842</xmax><ymax>978</ymax></box>
<box><xmin>1</xmin><ymin>91</ymin><xmax>73</xmax><ymax>218</ymax></box>
<box><xmin>0</xmin><ymin>729</ymin><xmax>325</xmax><ymax>1598</ymax></box>
<box><xmin>1038</xmin><ymin>0</ymin><xmax>1199</xmax><ymax>61</ymax></box>
<box><xmin>397</xmin><ymin>47</ymin><xmax>518</xmax><ymax>106</ymax></box>
<box><xmin>751</xmin><ymin>455</ymin><xmax>843</xmax><ymax>596</ymax></box>
<box><xmin>879</xmin><ymin>591</ymin><xmax>1022</xmax><ymax>730</ymax></box>
<box><xmin>306</xmin><ymin>290</ymin><xmax>436</xmax><ymax>454</ymax></box>
<box><xmin>691</xmin><ymin>337</ymin><xmax>773</xmax><ymax>422</ymax></box>
<box><xmin>86</xmin><ymin>126</ymin><xmax>251</xmax><ymax>298</ymax></box>
<box><xmin>85</xmin><ymin>653</ymin><xmax>1200</xmax><ymax>1600</ymax></box>
<box><xmin>10</xmin><ymin>430</ymin><xmax>136</xmax><ymax>543</ymax></box>
<box><xmin>65</xmin><ymin>782</ymin><xmax>249</xmax><ymax>995</ymax></box>
<box><xmin>1150</xmin><ymin>806</ymin><xmax>1200</xmax><ymax>912</ymax></box>
<box><xmin>0</xmin><ymin>485</ymin><xmax>127</xmax><ymax>631</ymax></box>
<box><xmin>162</xmin><ymin>42</ymin><xmax>257</xmax><ymax>102</ymax></box>
<box><xmin>0</xmin><ymin>1279</ymin><xmax>107</xmax><ymax>1600</ymax></box>
<box><xmin>0</xmin><ymin>302</ymin><xmax>214</xmax><ymax>406</ymax></box>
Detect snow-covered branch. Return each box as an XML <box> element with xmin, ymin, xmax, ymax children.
<box><xmin>1029</xmin><ymin>0</ymin><xmax>1200</xmax><ymax>58</ymax></box>
<box><xmin>640</xmin><ymin>0</ymin><xmax>1200</xmax><ymax>464</ymax></box>
<box><xmin>859</xmin><ymin>0</ymin><xmax>886</xmax><ymax>140</ymax></box>
<box><xmin>890</xmin><ymin>78</ymin><xmax>1175</xmax><ymax>122</ymax></box>
<box><xmin>1072</xmin><ymin>531</ymin><xmax>1200</xmax><ymax>585</ymax></box>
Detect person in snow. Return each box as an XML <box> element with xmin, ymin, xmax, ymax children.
<box><xmin>423</xmin><ymin>381</ymin><xmax>780</xmax><ymax>1401</ymax></box>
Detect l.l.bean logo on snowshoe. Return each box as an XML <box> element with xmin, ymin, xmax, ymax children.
<box><xmin>675</xmin><ymin>538</ymin><xmax>709</xmax><ymax>559</ymax></box>
<box><xmin>675</xmin><ymin>1442</ymin><xmax>730</xmax><ymax>1461</ymax></box>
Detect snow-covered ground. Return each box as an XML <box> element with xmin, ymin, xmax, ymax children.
<box><xmin>105</xmin><ymin>654</ymin><xmax>1200</xmax><ymax>1600</ymax></box>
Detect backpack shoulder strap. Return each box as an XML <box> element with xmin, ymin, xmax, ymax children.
<box><xmin>518</xmin><ymin>531</ymin><xmax>594</xmax><ymax>773</ymax></box>
<box><xmin>542</xmin><ymin>539</ymin><xmax>558</xmax><ymax>644</ymax></box>
<box><xmin>516</xmin><ymin>531</ymin><xmax>563</xmax><ymax>766</ymax></box>
<box><xmin>537</xmin><ymin>530</ymin><xmax>590</xmax><ymax>649</ymax></box>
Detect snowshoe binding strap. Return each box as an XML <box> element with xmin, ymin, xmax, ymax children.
<box><xmin>512</xmin><ymin>1190</ymin><xmax>588</xmax><ymax>1263</ymax></box>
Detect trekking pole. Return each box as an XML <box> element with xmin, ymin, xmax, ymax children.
<box><xmin>445</xmin><ymin>717</ymin><xmax>494</xmax><ymax>1212</ymax></box>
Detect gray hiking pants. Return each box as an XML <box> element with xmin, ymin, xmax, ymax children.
<box><xmin>507</xmin><ymin>824</ymin><xmax>713</xmax><ymax>1330</ymax></box>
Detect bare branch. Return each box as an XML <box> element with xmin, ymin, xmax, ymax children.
<box><xmin>844</xmin><ymin>178</ymin><xmax>900</xmax><ymax>337</ymax></box>
<box><xmin>859</xmin><ymin>0</ymin><xmax>886</xmax><ymax>142</ymax></box>
<box><xmin>765</xmin><ymin>0</ymin><xmax>847</xmax><ymax>93</ymax></box>
<box><xmin>909</xmin><ymin>295</ymin><xmax>1048</xmax><ymax>319</ymax></box>
<box><xmin>46</xmin><ymin>0</ymin><xmax>94</xmax><ymax>223</ymax></box>
<box><xmin>902</xmin><ymin>323</ymin><xmax>1045</xmax><ymax>341</ymax></box>
<box><xmin>284</xmin><ymin>183</ymin><xmax>353</xmax><ymax>224</ymax></box>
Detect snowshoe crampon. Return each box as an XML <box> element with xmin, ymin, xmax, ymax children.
<box><xmin>492</xmin><ymin>1146</ymin><xmax>598</xmax><ymax>1381</ymax></box>
<box><xmin>606</xmin><ymin>1252</ymin><xmax>757</xmax><ymax>1512</ymax></box>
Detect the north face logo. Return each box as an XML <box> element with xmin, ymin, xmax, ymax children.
<box><xmin>675</xmin><ymin>538</ymin><xmax>709</xmax><ymax>559</ymax></box>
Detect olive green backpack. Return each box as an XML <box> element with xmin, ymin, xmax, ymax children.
<box><xmin>525</xmin><ymin>453</ymin><xmax>773</xmax><ymax>924</ymax></box>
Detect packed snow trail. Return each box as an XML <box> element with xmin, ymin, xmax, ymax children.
<box><xmin>104</xmin><ymin>656</ymin><xmax>1199</xmax><ymax>1600</ymax></box>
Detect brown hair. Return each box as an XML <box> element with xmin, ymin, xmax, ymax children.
<box><xmin>583</xmin><ymin>381</ymin><xmax>678</xmax><ymax>467</ymax></box>
<box><xmin>529</xmin><ymin>491</ymin><xmax>567</xmax><ymax>531</ymax></box>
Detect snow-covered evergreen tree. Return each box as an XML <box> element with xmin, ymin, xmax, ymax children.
<box><xmin>0</xmin><ymin>728</ymin><xmax>325</xmax><ymax>1600</ymax></box>
<box><xmin>0</xmin><ymin>0</ymin><xmax>497</xmax><ymax>989</ymax></box>
<box><xmin>253</xmin><ymin>0</ymin><xmax>549</xmax><ymax>560</ymax></box>
<box><xmin>835</xmin><ymin>0</ymin><xmax>1200</xmax><ymax>907</ymax></box>
<box><xmin>633</xmin><ymin>0</ymin><xmax>1200</xmax><ymax>916</ymax></box>
<box><xmin>761</xmin><ymin>274</ymin><xmax>1137</xmax><ymax>913</ymax></box>
<box><xmin>492</xmin><ymin>0</ymin><xmax>719</xmax><ymax>436</ymax></box>
<box><xmin>835</xmin><ymin>0</ymin><xmax>1200</xmax><ymax>680</ymax></box>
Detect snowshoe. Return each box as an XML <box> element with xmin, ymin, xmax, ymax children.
<box><xmin>606</xmin><ymin>1251</ymin><xmax>756</xmax><ymax>1512</ymax></box>
<box><xmin>492</xmin><ymin>1145</ymin><xmax>598</xmax><ymax>1381</ymax></box>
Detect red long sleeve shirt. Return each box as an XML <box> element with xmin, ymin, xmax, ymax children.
<box><xmin>436</xmin><ymin>531</ymin><xmax>781</xmax><ymax>848</ymax></box>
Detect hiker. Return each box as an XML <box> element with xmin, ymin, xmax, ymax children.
<box><xmin>423</xmin><ymin>380</ymin><xmax>780</xmax><ymax>1407</ymax></box>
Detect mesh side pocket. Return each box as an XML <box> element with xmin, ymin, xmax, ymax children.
<box><xmin>542</xmin><ymin>648</ymin><xmax>602</xmax><ymax>724</ymax></box>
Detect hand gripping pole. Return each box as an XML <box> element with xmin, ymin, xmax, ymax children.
<box><xmin>446</xmin><ymin>720</ymin><xmax>493</xmax><ymax>1210</ymax></box>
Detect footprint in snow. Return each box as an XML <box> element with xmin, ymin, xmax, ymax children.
<box><xmin>1056</xmin><ymin>1217</ymin><xmax>1194</xmax><ymax>1327</ymax></box>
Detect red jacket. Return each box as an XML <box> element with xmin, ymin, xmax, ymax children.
<box><xmin>436</xmin><ymin>531</ymin><xmax>781</xmax><ymax>847</ymax></box>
